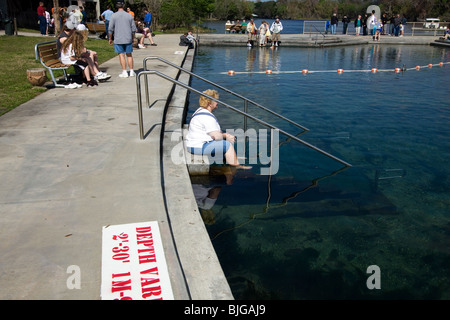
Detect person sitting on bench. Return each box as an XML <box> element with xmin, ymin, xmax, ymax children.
<box><xmin>60</xmin><ymin>30</ymin><xmax>104</xmax><ymax>87</ymax></box>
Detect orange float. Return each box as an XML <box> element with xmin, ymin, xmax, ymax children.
<box><xmin>337</xmin><ymin>69</ymin><xmax>344</xmax><ymax>73</ymax></box>
<box><xmin>228</xmin><ymin>70</ymin><xmax>235</xmax><ymax>76</ymax></box>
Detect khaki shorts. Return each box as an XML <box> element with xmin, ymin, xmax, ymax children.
<box><xmin>272</xmin><ymin>32</ymin><xmax>280</xmax><ymax>42</ymax></box>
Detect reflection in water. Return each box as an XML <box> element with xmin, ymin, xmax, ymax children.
<box><xmin>192</xmin><ymin>166</ymin><xmax>238</xmax><ymax>225</ymax></box>
<box><xmin>201</xmin><ymin>165</ymin><xmax>350</xmax><ymax>240</ymax></box>
<box><xmin>189</xmin><ymin>45</ymin><xmax>450</xmax><ymax>299</ymax></box>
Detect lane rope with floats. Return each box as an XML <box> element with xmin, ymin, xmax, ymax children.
<box><xmin>224</xmin><ymin>62</ymin><xmax>449</xmax><ymax>76</ymax></box>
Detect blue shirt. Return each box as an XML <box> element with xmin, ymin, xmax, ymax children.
<box><xmin>144</xmin><ymin>12</ymin><xmax>152</xmax><ymax>24</ymax></box>
<box><xmin>101</xmin><ymin>9</ymin><xmax>113</xmax><ymax>21</ymax></box>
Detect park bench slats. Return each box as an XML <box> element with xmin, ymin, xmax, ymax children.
<box><xmin>35</xmin><ymin>40</ymin><xmax>70</xmax><ymax>87</ymax></box>
<box><xmin>86</xmin><ymin>22</ymin><xmax>106</xmax><ymax>35</ymax></box>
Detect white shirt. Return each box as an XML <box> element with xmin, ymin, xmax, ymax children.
<box><xmin>192</xmin><ymin>185</ymin><xmax>217</xmax><ymax>210</ymax></box>
<box><xmin>368</xmin><ymin>15</ymin><xmax>377</xmax><ymax>28</ymax></box>
<box><xmin>60</xmin><ymin>44</ymin><xmax>76</xmax><ymax>65</ymax></box>
<box><xmin>185</xmin><ymin>107</ymin><xmax>221</xmax><ymax>148</ymax></box>
<box><xmin>270</xmin><ymin>21</ymin><xmax>283</xmax><ymax>33</ymax></box>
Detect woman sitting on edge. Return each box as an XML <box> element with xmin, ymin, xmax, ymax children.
<box><xmin>185</xmin><ymin>89</ymin><xmax>251</xmax><ymax>169</ymax></box>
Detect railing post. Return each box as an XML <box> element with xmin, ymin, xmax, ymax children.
<box><xmin>136</xmin><ymin>73</ymin><xmax>145</xmax><ymax>140</ymax></box>
<box><xmin>138</xmin><ymin>63</ymin><xmax>351</xmax><ymax>167</ymax></box>
<box><xmin>244</xmin><ymin>100</ymin><xmax>248</xmax><ymax>132</ymax></box>
<box><xmin>244</xmin><ymin>100</ymin><xmax>248</xmax><ymax>157</ymax></box>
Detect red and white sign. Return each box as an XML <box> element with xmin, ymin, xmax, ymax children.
<box><xmin>101</xmin><ymin>221</ymin><xmax>174</xmax><ymax>300</ymax></box>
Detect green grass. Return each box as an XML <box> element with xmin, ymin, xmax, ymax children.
<box><xmin>0</xmin><ymin>35</ymin><xmax>116</xmax><ymax>117</ymax></box>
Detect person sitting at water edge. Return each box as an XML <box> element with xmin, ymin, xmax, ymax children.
<box><xmin>179</xmin><ymin>32</ymin><xmax>194</xmax><ymax>48</ymax></box>
<box><xmin>445</xmin><ymin>25</ymin><xmax>450</xmax><ymax>40</ymax></box>
<box><xmin>187</xmin><ymin>31</ymin><xmax>197</xmax><ymax>45</ymax></box>
<box><xmin>185</xmin><ymin>89</ymin><xmax>251</xmax><ymax>169</ymax></box>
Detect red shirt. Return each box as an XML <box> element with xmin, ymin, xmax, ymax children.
<box><xmin>37</xmin><ymin>6</ymin><xmax>45</xmax><ymax>16</ymax></box>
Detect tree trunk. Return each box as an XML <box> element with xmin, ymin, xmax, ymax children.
<box><xmin>53</xmin><ymin>0</ymin><xmax>60</xmax><ymax>34</ymax></box>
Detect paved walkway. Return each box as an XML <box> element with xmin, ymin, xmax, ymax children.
<box><xmin>0</xmin><ymin>33</ymin><xmax>232</xmax><ymax>299</ymax></box>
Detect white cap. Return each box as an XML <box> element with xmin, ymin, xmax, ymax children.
<box><xmin>65</xmin><ymin>21</ymin><xmax>76</xmax><ymax>30</ymax></box>
<box><xmin>76</xmin><ymin>24</ymin><xmax>87</xmax><ymax>31</ymax></box>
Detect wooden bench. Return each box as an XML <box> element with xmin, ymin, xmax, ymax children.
<box><xmin>86</xmin><ymin>22</ymin><xmax>106</xmax><ymax>36</ymax></box>
<box><xmin>225</xmin><ymin>23</ymin><xmax>246</xmax><ymax>34</ymax></box>
<box><xmin>34</xmin><ymin>40</ymin><xmax>71</xmax><ymax>88</ymax></box>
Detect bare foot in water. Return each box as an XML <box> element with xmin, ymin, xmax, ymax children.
<box><xmin>235</xmin><ymin>165</ymin><xmax>252</xmax><ymax>170</ymax></box>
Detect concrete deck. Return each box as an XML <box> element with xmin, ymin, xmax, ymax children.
<box><xmin>0</xmin><ymin>33</ymin><xmax>232</xmax><ymax>300</ymax></box>
<box><xmin>0</xmin><ymin>31</ymin><xmax>445</xmax><ymax>300</ymax></box>
<box><xmin>198</xmin><ymin>33</ymin><xmax>442</xmax><ymax>47</ymax></box>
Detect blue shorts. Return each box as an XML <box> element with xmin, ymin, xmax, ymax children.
<box><xmin>114</xmin><ymin>43</ymin><xmax>133</xmax><ymax>54</ymax></box>
<box><xmin>188</xmin><ymin>140</ymin><xmax>231</xmax><ymax>157</ymax></box>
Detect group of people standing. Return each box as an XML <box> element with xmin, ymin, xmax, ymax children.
<box><xmin>56</xmin><ymin>2</ymin><xmax>158</xmax><ymax>88</ymax></box>
<box><xmin>101</xmin><ymin>5</ymin><xmax>156</xmax><ymax>48</ymax></box>
<box><xmin>246</xmin><ymin>18</ymin><xmax>284</xmax><ymax>48</ymax></box>
<box><xmin>329</xmin><ymin>11</ymin><xmax>407</xmax><ymax>39</ymax></box>
<box><xmin>37</xmin><ymin>2</ymin><xmax>86</xmax><ymax>36</ymax></box>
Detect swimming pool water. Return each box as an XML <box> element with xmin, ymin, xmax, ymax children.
<box><xmin>188</xmin><ymin>45</ymin><xmax>450</xmax><ymax>299</ymax></box>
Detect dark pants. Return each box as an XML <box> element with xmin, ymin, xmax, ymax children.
<box><xmin>394</xmin><ymin>25</ymin><xmax>400</xmax><ymax>36</ymax></box>
<box><xmin>38</xmin><ymin>15</ymin><xmax>47</xmax><ymax>35</ymax></box>
<box><xmin>343</xmin><ymin>23</ymin><xmax>348</xmax><ymax>34</ymax></box>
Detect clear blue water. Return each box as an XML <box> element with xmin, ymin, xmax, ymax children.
<box><xmin>188</xmin><ymin>44</ymin><xmax>450</xmax><ymax>299</ymax></box>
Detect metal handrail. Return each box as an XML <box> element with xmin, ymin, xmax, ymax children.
<box><xmin>136</xmin><ymin>70</ymin><xmax>352</xmax><ymax>168</ymax></box>
<box><xmin>143</xmin><ymin>56</ymin><xmax>310</xmax><ymax>133</ymax></box>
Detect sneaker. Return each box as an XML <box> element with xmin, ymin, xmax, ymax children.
<box><xmin>97</xmin><ymin>72</ymin><xmax>111</xmax><ymax>81</ymax></box>
<box><xmin>64</xmin><ymin>83</ymin><xmax>78</xmax><ymax>89</ymax></box>
<box><xmin>151</xmin><ymin>43</ymin><xmax>157</xmax><ymax>46</ymax></box>
<box><xmin>138</xmin><ymin>44</ymin><xmax>146</xmax><ymax>49</ymax></box>
<box><xmin>87</xmin><ymin>79</ymin><xmax>98</xmax><ymax>87</ymax></box>
<box><xmin>129</xmin><ymin>70</ymin><xmax>136</xmax><ymax>77</ymax></box>
<box><xmin>119</xmin><ymin>71</ymin><xmax>129</xmax><ymax>78</ymax></box>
